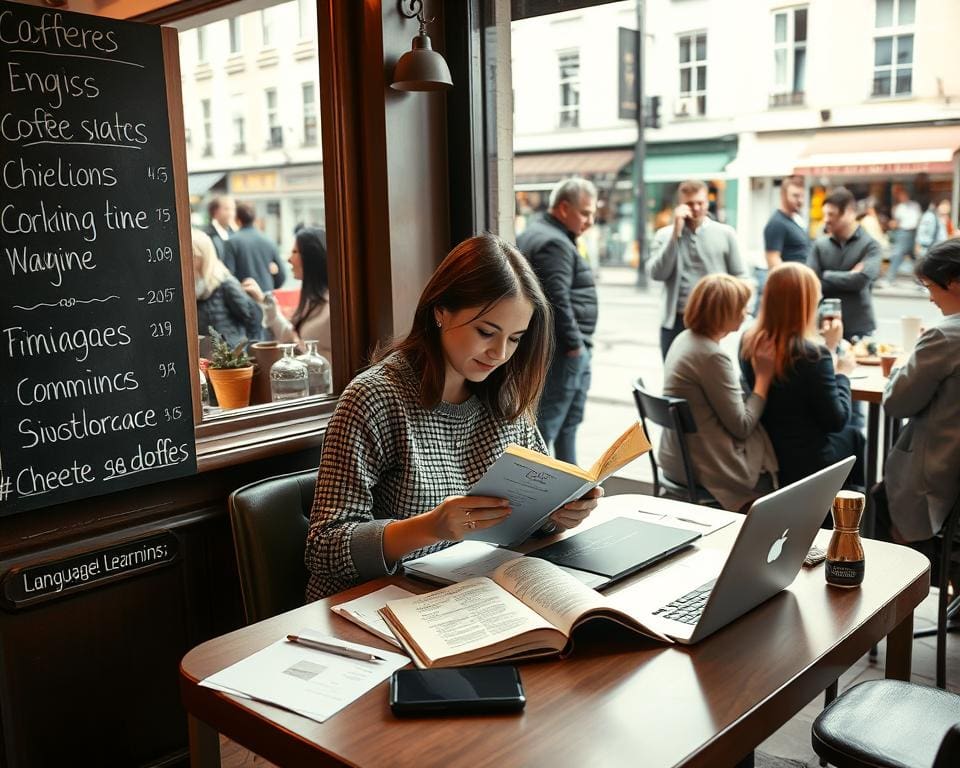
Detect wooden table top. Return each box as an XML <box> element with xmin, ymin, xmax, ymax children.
<box><xmin>180</xmin><ymin>498</ymin><xmax>929</xmax><ymax>768</ymax></box>
<box><xmin>850</xmin><ymin>365</ymin><xmax>890</xmax><ymax>404</ymax></box>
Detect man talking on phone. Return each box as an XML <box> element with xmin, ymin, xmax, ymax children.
<box><xmin>648</xmin><ymin>179</ymin><xmax>747</xmax><ymax>359</ymax></box>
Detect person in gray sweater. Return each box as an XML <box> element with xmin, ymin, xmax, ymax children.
<box><xmin>305</xmin><ymin>235</ymin><xmax>602</xmax><ymax>601</ymax></box>
<box><xmin>659</xmin><ymin>275</ymin><xmax>779</xmax><ymax>511</ymax></box>
<box><xmin>880</xmin><ymin>240</ymin><xmax>960</xmax><ymax>544</ymax></box>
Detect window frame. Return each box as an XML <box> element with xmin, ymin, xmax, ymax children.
<box><xmin>677</xmin><ymin>30</ymin><xmax>707</xmax><ymax>118</ymax></box>
<box><xmin>265</xmin><ymin>87</ymin><xmax>282</xmax><ymax>148</ymax></box>
<box><xmin>302</xmin><ymin>81</ymin><xmax>318</xmax><ymax>147</ymax></box>
<box><xmin>771</xmin><ymin>6</ymin><xmax>807</xmax><ymax>104</ymax></box>
<box><xmin>557</xmin><ymin>48</ymin><xmax>581</xmax><ymax>129</ymax></box>
<box><xmin>871</xmin><ymin>0</ymin><xmax>915</xmax><ymax>98</ymax></box>
<box><xmin>228</xmin><ymin>17</ymin><xmax>242</xmax><ymax>54</ymax></box>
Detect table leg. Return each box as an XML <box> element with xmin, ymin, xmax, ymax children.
<box><xmin>885</xmin><ymin>611</ymin><xmax>914</xmax><ymax>682</ymax></box>
<box><xmin>865</xmin><ymin>403</ymin><xmax>879</xmax><ymax>490</ymax></box>
<box><xmin>188</xmin><ymin>713</ymin><xmax>221</xmax><ymax>768</ymax></box>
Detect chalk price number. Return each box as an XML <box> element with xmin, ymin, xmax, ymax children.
<box><xmin>146</xmin><ymin>166</ymin><xmax>169</xmax><ymax>183</ymax></box>
<box><xmin>146</xmin><ymin>246</ymin><xmax>174</xmax><ymax>263</ymax></box>
<box><xmin>158</xmin><ymin>362</ymin><xmax>176</xmax><ymax>377</ymax></box>
<box><xmin>146</xmin><ymin>287</ymin><xmax>176</xmax><ymax>304</ymax></box>
<box><xmin>150</xmin><ymin>321</ymin><xmax>173</xmax><ymax>337</ymax></box>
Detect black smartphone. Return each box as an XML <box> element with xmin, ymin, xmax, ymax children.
<box><xmin>389</xmin><ymin>665</ymin><xmax>525</xmax><ymax>716</ymax></box>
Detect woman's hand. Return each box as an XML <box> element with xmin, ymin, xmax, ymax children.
<box><xmin>549</xmin><ymin>486</ymin><xmax>603</xmax><ymax>531</ymax></box>
<box><xmin>751</xmin><ymin>332</ymin><xmax>776</xmax><ymax>381</ymax></box>
<box><xmin>425</xmin><ymin>496</ymin><xmax>511</xmax><ymax>542</ymax></box>
<box><xmin>241</xmin><ymin>278</ymin><xmax>265</xmax><ymax>303</ymax></box>
<box><xmin>835</xmin><ymin>350</ymin><xmax>857</xmax><ymax>376</ymax></box>
<box><xmin>820</xmin><ymin>317</ymin><xmax>843</xmax><ymax>351</ymax></box>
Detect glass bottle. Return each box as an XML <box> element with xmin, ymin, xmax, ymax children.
<box><xmin>198</xmin><ymin>367</ymin><xmax>210</xmax><ymax>408</ymax></box>
<box><xmin>825</xmin><ymin>491</ymin><xmax>866</xmax><ymax>588</ymax></box>
<box><xmin>270</xmin><ymin>343</ymin><xmax>309</xmax><ymax>402</ymax></box>
<box><xmin>296</xmin><ymin>340</ymin><xmax>333</xmax><ymax>396</ymax></box>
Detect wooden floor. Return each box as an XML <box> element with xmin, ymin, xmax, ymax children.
<box><xmin>218</xmin><ymin>587</ymin><xmax>957</xmax><ymax>768</ymax></box>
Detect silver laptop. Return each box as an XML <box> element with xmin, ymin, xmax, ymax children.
<box><xmin>626</xmin><ymin>457</ymin><xmax>855</xmax><ymax>645</ymax></box>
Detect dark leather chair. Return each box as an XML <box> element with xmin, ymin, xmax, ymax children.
<box><xmin>812</xmin><ymin>679</ymin><xmax>960</xmax><ymax>768</ymax></box>
<box><xmin>632</xmin><ymin>377</ymin><xmax>718</xmax><ymax>506</ymax></box>
<box><xmin>228</xmin><ymin>469</ymin><xmax>317</xmax><ymax>624</ymax></box>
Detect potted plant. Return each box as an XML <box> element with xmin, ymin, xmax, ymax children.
<box><xmin>205</xmin><ymin>327</ymin><xmax>254</xmax><ymax>409</ymax></box>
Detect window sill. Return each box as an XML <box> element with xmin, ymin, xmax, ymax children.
<box><xmin>195</xmin><ymin>396</ymin><xmax>335</xmax><ymax>472</ymax></box>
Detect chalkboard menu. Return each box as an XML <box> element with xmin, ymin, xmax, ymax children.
<box><xmin>0</xmin><ymin>1</ymin><xmax>197</xmax><ymax>516</ymax></box>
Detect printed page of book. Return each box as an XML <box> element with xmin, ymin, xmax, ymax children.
<box><xmin>491</xmin><ymin>556</ymin><xmax>608</xmax><ymax>637</ymax></box>
<box><xmin>380</xmin><ymin>577</ymin><xmax>566</xmax><ymax>668</ymax></box>
<box><xmin>493</xmin><ymin>555</ymin><xmax>672</xmax><ymax>643</ymax></box>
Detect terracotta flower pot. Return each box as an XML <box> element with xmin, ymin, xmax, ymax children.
<box><xmin>207</xmin><ymin>366</ymin><xmax>254</xmax><ymax>409</ymax></box>
<box><xmin>250</xmin><ymin>341</ymin><xmax>284</xmax><ymax>404</ymax></box>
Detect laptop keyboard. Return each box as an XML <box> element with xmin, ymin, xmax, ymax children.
<box><xmin>652</xmin><ymin>579</ymin><xmax>717</xmax><ymax>625</ymax></box>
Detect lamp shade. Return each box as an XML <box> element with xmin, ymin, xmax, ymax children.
<box><xmin>391</xmin><ymin>33</ymin><xmax>453</xmax><ymax>91</ymax></box>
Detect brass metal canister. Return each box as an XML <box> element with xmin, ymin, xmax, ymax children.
<box><xmin>825</xmin><ymin>491</ymin><xmax>865</xmax><ymax>588</ymax></box>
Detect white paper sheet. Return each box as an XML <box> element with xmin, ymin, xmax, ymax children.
<box><xmin>200</xmin><ymin>630</ymin><xmax>408</xmax><ymax>723</ymax></box>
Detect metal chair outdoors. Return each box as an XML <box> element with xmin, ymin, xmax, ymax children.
<box><xmin>913</xmin><ymin>487</ymin><xmax>960</xmax><ymax>689</ymax></box>
<box><xmin>228</xmin><ymin>468</ymin><xmax>317</xmax><ymax>624</ymax></box>
<box><xmin>631</xmin><ymin>377</ymin><xmax>718</xmax><ymax>506</ymax></box>
<box><xmin>811</xmin><ymin>679</ymin><xmax>960</xmax><ymax>768</ymax></box>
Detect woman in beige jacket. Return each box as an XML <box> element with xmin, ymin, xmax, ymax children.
<box><xmin>658</xmin><ymin>274</ymin><xmax>778</xmax><ymax>511</ymax></box>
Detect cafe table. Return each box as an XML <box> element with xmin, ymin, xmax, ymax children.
<box><xmin>180</xmin><ymin>497</ymin><xmax>929</xmax><ymax>768</ymax></box>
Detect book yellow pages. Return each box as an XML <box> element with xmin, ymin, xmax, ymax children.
<box><xmin>380</xmin><ymin>577</ymin><xmax>568</xmax><ymax>669</ymax></box>
<box><xmin>588</xmin><ymin>422</ymin><xmax>652</xmax><ymax>481</ymax></box>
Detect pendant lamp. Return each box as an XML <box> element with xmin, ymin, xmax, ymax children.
<box><xmin>391</xmin><ymin>0</ymin><xmax>453</xmax><ymax>92</ymax></box>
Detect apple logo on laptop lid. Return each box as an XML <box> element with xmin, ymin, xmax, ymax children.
<box><xmin>767</xmin><ymin>529</ymin><xmax>789</xmax><ymax>563</ymax></box>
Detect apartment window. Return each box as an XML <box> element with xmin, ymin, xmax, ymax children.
<box><xmin>771</xmin><ymin>6</ymin><xmax>807</xmax><ymax>105</ymax></box>
<box><xmin>196</xmin><ymin>27</ymin><xmax>207</xmax><ymax>62</ymax></box>
<box><xmin>232</xmin><ymin>95</ymin><xmax>246</xmax><ymax>155</ymax></box>
<box><xmin>678</xmin><ymin>32</ymin><xmax>707</xmax><ymax>117</ymax></box>
<box><xmin>872</xmin><ymin>0</ymin><xmax>914</xmax><ymax>96</ymax></box>
<box><xmin>557</xmin><ymin>50</ymin><xmax>580</xmax><ymax>128</ymax></box>
<box><xmin>298</xmin><ymin>0</ymin><xmax>315</xmax><ymax>40</ymax></box>
<box><xmin>201</xmin><ymin>98</ymin><xmax>213</xmax><ymax>157</ymax></box>
<box><xmin>229</xmin><ymin>18</ymin><xmax>242</xmax><ymax>54</ymax></box>
<box><xmin>261</xmin><ymin>8</ymin><xmax>275</xmax><ymax>48</ymax></box>
<box><xmin>265</xmin><ymin>88</ymin><xmax>282</xmax><ymax>148</ymax></box>
<box><xmin>302</xmin><ymin>82</ymin><xmax>318</xmax><ymax>146</ymax></box>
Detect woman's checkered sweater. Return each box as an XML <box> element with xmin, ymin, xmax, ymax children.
<box><xmin>305</xmin><ymin>352</ymin><xmax>546</xmax><ymax>601</ymax></box>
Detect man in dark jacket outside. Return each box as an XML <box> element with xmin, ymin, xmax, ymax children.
<box><xmin>517</xmin><ymin>178</ymin><xmax>599</xmax><ymax>464</ymax></box>
<box><xmin>224</xmin><ymin>202</ymin><xmax>287</xmax><ymax>293</ymax></box>
<box><xmin>807</xmin><ymin>186</ymin><xmax>881</xmax><ymax>342</ymax></box>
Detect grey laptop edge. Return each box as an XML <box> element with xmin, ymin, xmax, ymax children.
<box><xmin>635</xmin><ymin>457</ymin><xmax>855</xmax><ymax>644</ymax></box>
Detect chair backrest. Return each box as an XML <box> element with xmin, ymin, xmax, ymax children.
<box><xmin>228</xmin><ymin>468</ymin><xmax>317</xmax><ymax>624</ymax></box>
<box><xmin>632</xmin><ymin>377</ymin><xmax>701</xmax><ymax>498</ymax></box>
<box><xmin>934</xmin><ymin>723</ymin><xmax>960</xmax><ymax>768</ymax></box>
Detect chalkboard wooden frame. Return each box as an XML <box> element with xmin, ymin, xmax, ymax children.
<box><xmin>161</xmin><ymin>26</ymin><xmax>202</xmax><ymax>427</ymax></box>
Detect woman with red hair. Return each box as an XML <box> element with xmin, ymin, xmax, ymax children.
<box><xmin>740</xmin><ymin>262</ymin><xmax>864</xmax><ymax>490</ymax></box>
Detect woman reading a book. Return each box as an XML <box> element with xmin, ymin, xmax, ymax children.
<box><xmin>305</xmin><ymin>234</ymin><xmax>602</xmax><ymax>601</ymax></box>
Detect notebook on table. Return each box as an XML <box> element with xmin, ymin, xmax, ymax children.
<box><xmin>528</xmin><ymin>516</ymin><xmax>700</xmax><ymax>588</ymax></box>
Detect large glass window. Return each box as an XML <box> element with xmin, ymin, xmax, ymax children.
<box><xmin>771</xmin><ymin>6</ymin><xmax>807</xmax><ymax>106</ymax></box>
<box><xmin>677</xmin><ymin>31</ymin><xmax>706</xmax><ymax>117</ymax></box>
<box><xmin>179</xmin><ymin>1</ymin><xmax>328</xmax><ymax>421</ymax></box>
<box><xmin>872</xmin><ymin>0</ymin><xmax>914</xmax><ymax>96</ymax></box>
<box><xmin>557</xmin><ymin>49</ymin><xmax>580</xmax><ymax>128</ymax></box>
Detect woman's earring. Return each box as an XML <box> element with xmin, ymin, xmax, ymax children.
<box><xmin>436</xmin><ymin>319</ymin><xmax>442</xmax><ymax>328</ymax></box>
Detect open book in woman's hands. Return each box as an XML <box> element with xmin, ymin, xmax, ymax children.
<box><xmin>463</xmin><ymin>421</ymin><xmax>651</xmax><ymax>547</ymax></box>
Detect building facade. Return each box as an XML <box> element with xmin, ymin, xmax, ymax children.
<box><xmin>511</xmin><ymin>0</ymin><xmax>960</xmax><ymax>267</ymax></box>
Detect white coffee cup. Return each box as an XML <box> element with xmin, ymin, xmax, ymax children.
<box><xmin>901</xmin><ymin>316</ymin><xmax>922</xmax><ymax>353</ymax></box>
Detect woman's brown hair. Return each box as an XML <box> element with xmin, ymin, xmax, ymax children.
<box><xmin>683</xmin><ymin>274</ymin><xmax>750</xmax><ymax>337</ymax></box>
<box><xmin>376</xmin><ymin>234</ymin><xmax>553</xmax><ymax>421</ymax></box>
<box><xmin>741</xmin><ymin>262</ymin><xmax>821</xmax><ymax>379</ymax></box>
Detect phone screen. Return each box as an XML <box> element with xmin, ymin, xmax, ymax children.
<box><xmin>390</xmin><ymin>666</ymin><xmax>525</xmax><ymax>715</ymax></box>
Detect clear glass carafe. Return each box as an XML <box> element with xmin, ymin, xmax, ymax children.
<box><xmin>296</xmin><ymin>340</ymin><xmax>333</xmax><ymax>396</ymax></box>
<box><xmin>270</xmin><ymin>343</ymin><xmax>309</xmax><ymax>402</ymax></box>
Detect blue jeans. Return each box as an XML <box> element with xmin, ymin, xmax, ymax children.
<box><xmin>887</xmin><ymin>228</ymin><xmax>916</xmax><ymax>280</ymax></box>
<box><xmin>537</xmin><ymin>347</ymin><xmax>591</xmax><ymax>465</ymax></box>
<box><xmin>659</xmin><ymin>314</ymin><xmax>686</xmax><ymax>360</ymax></box>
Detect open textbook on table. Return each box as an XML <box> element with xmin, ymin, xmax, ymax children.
<box><xmin>464</xmin><ymin>422</ymin><xmax>651</xmax><ymax>547</ymax></box>
<box><xmin>380</xmin><ymin>555</ymin><xmax>670</xmax><ymax>669</ymax></box>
